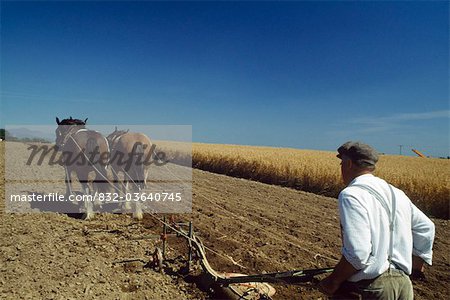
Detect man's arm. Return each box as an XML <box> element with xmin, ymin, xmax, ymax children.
<box><xmin>410</xmin><ymin>202</ymin><xmax>435</xmax><ymax>266</ymax></box>
<box><xmin>318</xmin><ymin>191</ymin><xmax>372</xmax><ymax>296</ymax></box>
<box><xmin>318</xmin><ymin>256</ymin><xmax>358</xmax><ymax>296</ymax></box>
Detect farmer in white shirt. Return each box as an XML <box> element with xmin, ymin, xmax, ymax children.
<box><xmin>319</xmin><ymin>141</ymin><xmax>435</xmax><ymax>299</ymax></box>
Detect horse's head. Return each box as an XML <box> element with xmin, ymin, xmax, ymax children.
<box><xmin>55</xmin><ymin>116</ymin><xmax>87</xmax><ymax>149</ymax></box>
<box><xmin>106</xmin><ymin>127</ymin><xmax>129</xmax><ymax>145</ymax></box>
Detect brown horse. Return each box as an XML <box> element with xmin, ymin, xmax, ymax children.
<box><xmin>106</xmin><ymin>128</ymin><xmax>153</xmax><ymax>220</ymax></box>
<box><xmin>55</xmin><ymin>117</ymin><xmax>110</xmax><ymax>220</ymax></box>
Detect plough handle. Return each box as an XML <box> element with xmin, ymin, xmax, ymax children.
<box><xmin>217</xmin><ymin>267</ymin><xmax>334</xmax><ymax>285</ymax></box>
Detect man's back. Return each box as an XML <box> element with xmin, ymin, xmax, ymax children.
<box><xmin>339</xmin><ymin>174</ymin><xmax>434</xmax><ymax>282</ymax></box>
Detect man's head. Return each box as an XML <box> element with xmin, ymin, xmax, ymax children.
<box><xmin>336</xmin><ymin>141</ymin><xmax>379</xmax><ymax>185</ymax></box>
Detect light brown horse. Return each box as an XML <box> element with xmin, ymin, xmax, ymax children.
<box><xmin>106</xmin><ymin>128</ymin><xmax>153</xmax><ymax>220</ymax></box>
<box><xmin>55</xmin><ymin>117</ymin><xmax>110</xmax><ymax>220</ymax></box>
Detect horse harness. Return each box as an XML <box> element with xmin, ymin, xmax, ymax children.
<box><xmin>59</xmin><ymin>126</ymin><xmax>88</xmax><ymax>148</ymax></box>
<box><xmin>107</xmin><ymin>130</ymin><xmax>128</xmax><ymax>153</ymax></box>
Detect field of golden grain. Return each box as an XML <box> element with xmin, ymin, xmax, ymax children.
<box><xmin>189</xmin><ymin>143</ymin><xmax>449</xmax><ymax>219</ymax></box>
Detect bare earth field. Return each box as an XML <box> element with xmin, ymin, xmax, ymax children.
<box><xmin>1</xmin><ymin>142</ymin><xmax>449</xmax><ymax>299</ymax></box>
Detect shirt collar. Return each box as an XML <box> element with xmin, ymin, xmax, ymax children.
<box><xmin>349</xmin><ymin>173</ymin><xmax>374</xmax><ymax>186</ymax></box>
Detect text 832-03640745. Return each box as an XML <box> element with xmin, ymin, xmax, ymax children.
<box><xmin>95</xmin><ymin>192</ymin><xmax>183</xmax><ymax>202</ymax></box>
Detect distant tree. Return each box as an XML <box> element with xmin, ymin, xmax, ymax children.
<box><xmin>0</xmin><ymin>129</ymin><xmax>17</xmax><ymax>141</ymax></box>
<box><xmin>0</xmin><ymin>129</ymin><xmax>14</xmax><ymax>140</ymax></box>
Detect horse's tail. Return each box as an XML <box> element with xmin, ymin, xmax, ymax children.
<box><xmin>86</xmin><ymin>137</ymin><xmax>110</xmax><ymax>193</ymax></box>
<box><xmin>132</xmin><ymin>142</ymin><xmax>146</xmax><ymax>190</ymax></box>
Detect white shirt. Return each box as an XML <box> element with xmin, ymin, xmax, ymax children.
<box><xmin>339</xmin><ymin>174</ymin><xmax>435</xmax><ymax>282</ymax></box>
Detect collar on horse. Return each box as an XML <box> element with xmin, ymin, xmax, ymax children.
<box><xmin>61</xmin><ymin>125</ymin><xmax>87</xmax><ymax>148</ymax></box>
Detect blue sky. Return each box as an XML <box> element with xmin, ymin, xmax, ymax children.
<box><xmin>1</xmin><ymin>1</ymin><xmax>449</xmax><ymax>157</ymax></box>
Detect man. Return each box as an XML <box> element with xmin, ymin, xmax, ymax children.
<box><xmin>319</xmin><ymin>141</ymin><xmax>435</xmax><ymax>299</ymax></box>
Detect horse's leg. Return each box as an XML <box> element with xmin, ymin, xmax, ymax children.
<box><xmin>83</xmin><ymin>185</ymin><xmax>94</xmax><ymax>220</ymax></box>
<box><xmin>128</xmin><ymin>169</ymin><xmax>143</xmax><ymax>220</ymax></box>
<box><xmin>144</xmin><ymin>168</ymin><xmax>150</xmax><ymax>189</ymax></box>
<box><xmin>78</xmin><ymin>171</ymin><xmax>94</xmax><ymax>220</ymax></box>
<box><xmin>132</xmin><ymin>167</ymin><xmax>148</xmax><ymax>220</ymax></box>
<box><xmin>94</xmin><ymin>165</ymin><xmax>108</xmax><ymax>209</ymax></box>
<box><xmin>111</xmin><ymin>166</ymin><xmax>120</xmax><ymax>195</ymax></box>
<box><xmin>64</xmin><ymin>166</ymin><xmax>73</xmax><ymax>197</ymax></box>
<box><xmin>123</xmin><ymin>177</ymin><xmax>131</xmax><ymax>211</ymax></box>
<box><xmin>133</xmin><ymin>186</ymin><xmax>143</xmax><ymax>220</ymax></box>
<box><xmin>110</xmin><ymin>166</ymin><xmax>120</xmax><ymax>212</ymax></box>
<box><xmin>131</xmin><ymin>150</ymin><xmax>145</xmax><ymax>220</ymax></box>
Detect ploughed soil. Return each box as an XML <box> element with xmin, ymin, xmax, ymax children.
<box><xmin>1</xmin><ymin>142</ymin><xmax>449</xmax><ymax>299</ymax></box>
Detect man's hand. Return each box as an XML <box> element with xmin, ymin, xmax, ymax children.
<box><xmin>318</xmin><ymin>275</ymin><xmax>341</xmax><ymax>296</ymax></box>
<box><xmin>317</xmin><ymin>256</ymin><xmax>358</xmax><ymax>296</ymax></box>
<box><xmin>411</xmin><ymin>255</ymin><xmax>426</xmax><ymax>281</ymax></box>
<box><xmin>412</xmin><ymin>255</ymin><xmax>425</xmax><ymax>273</ymax></box>
<box><xmin>410</xmin><ymin>269</ymin><xmax>426</xmax><ymax>281</ymax></box>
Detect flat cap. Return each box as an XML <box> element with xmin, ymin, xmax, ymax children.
<box><xmin>337</xmin><ymin>141</ymin><xmax>379</xmax><ymax>166</ymax></box>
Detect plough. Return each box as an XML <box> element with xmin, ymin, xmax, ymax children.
<box><xmin>148</xmin><ymin>215</ymin><xmax>334</xmax><ymax>299</ymax></box>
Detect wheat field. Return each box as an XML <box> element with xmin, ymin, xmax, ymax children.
<box><xmin>189</xmin><ymin>143</ymin><xmax>449</xmax><ymax>219</ymax></box>
<box><xmin>3</xmin><ymin>141</ymin><xmax>448</xmax><ymax>218</ymax></box>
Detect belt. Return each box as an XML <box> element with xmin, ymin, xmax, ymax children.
<box><xmin>355</xmin><ymin>268</ymin><xmax>406</xmax><ymax>286</ymax></box>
